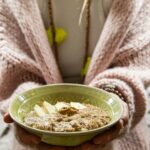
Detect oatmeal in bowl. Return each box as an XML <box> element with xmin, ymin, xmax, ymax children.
<box><xmin>24</xmin><ymin>101</ymin><xmax>111</xmax><ymax>132</ymax></box>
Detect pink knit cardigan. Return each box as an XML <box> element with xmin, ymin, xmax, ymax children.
<box><xmin>0</xmin><ymin>0</ymin><xmax>150</xmax><ymax>149</ymax></box>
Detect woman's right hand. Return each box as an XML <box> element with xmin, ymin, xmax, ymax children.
<box><xmin>3</xmin><ymin>113</ymin><xmax>66</xmax><ymax>150</ymax></box>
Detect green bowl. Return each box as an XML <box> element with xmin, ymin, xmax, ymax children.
<box><xmin>9</xmin><ymin>84</ymin><xmax>123</xmax><ymax>147</ymax></box>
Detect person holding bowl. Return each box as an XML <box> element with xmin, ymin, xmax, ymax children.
<box><xmin>0</xmin><ymin>0</ymin><xmax>150</xmax><ymax>150</ymax></box>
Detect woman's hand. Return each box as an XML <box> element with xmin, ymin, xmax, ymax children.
<box><xmin>3</xmin><ymin>113</ymin><xmax>66</xmax><ymax>150</ymax></box>
<box><xmin>93</xmin><ymin>100</ymin><xmax>129</xmax><ymax>145</ymax></box>
<box><xmin>67</xmin><ymin>100</ymin><xmax>129</xmax><ymax>150</ymax></box>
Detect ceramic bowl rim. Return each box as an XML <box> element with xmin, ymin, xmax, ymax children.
<box><xmin>9</xmin><ymin>83</ymin><xmax>123</xmax><ymax>136</ymax></box>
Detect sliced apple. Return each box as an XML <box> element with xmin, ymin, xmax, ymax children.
<box><xmin>55</xmin><ymin>102</ymin><xmax>70</xmax><ymax>111</ymax></box>
<box><xmin>70</xmin><ymin>102</ymin><xmax>86</xmax><ymax>110</ymax></box>
<box><xmin>34</xmin><ymin>104</ymin><xmax>46</xmax><ymax>117</ymax></box>
<box><xmin>43</xmin><ymin>101</ymin><xmax>56</xmax><ymax>114</ymax></box>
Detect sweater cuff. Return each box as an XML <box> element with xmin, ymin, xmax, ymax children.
<box><xmin>0</xmin><ymin>82</ymin><xmax>41</xmax><ymax>115</ymax></box>
<box><xmin>89</xmin><ymin>78</ymin><xmax>135</xmax><ymax>131</ymax></box>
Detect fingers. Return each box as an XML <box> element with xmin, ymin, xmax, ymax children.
<box><xmin>116</xmin><ymin>119</ymin><xmax>124</xmax><ymax>130</ymax></box>
<box><xmin>15</xmin><ymin>125</ymin><xmax>66</xmax><ymax>149</ymax></box>
<box><xmin>3</xmin><ymin>112</ymin><xmax>14</xmax><ymax>123</ymax></box>
<box><xmin>36</xmin><ymin>143</ymin><xmax>66</xmax><ymax>150</ymax></box>
<box><xmin>93</xmin><ymin>129</ymin><xmax>117</xmax><ymax>145</ymax></box>
<box><xmin>93</xmin><ymin>101</ymin><xmax>129</xmax><ymax>145</ymax></box>
<box><xmin>93</xmin><ymin>119</ymin><xmax>123</xmax><ymax>145</ymax></box>
<box><xmin>81</xmin><ymin>142</ymin><xmax>100</xmax><ymax>150</ymax></box>
<box><xmin>121</xmin><ymin>101</ymin><xmax>129</xmax><ymax>126</ymax></box>
<box><xmin>66</xmin><ymin>146</ymin><xmax>81</xmax><ymax>150</ymax></box>
<box><xmin>4</xmin><ymin>113</ymin><xmax>41</xmax><ymax>146</ymax></box>
<box><xmin>15</xmin><ymin>125</ymin><xmax>41</xmax><ymax>146</ymax></box>
<box><xmin>49</xmin><ymin>145</ymin><xmax>66</xmax><ymax>150</ymax></box>
<box><xmin>81</xmin><ymin>142</ymin><xmax>93</xmax><ymax>150</ymax></box>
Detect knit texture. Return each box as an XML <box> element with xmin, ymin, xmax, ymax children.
<box><xmin>0</xmin><ymin>0</ymin><xmax>150</xmax><ymax>149</ymax></box>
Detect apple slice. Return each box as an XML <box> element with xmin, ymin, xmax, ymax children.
<box><xmin>55</xmin><ymin>102</ymin><xmax>70</xmax><ymax>111</ymax></box>
<box><xmin>43</xmin><ymin>101</ymin><xmax>56</xmax><ymax>114</ymax></box>
<box><xmin>70</xmin><ymin>102</ymin><xmax>86</xmax><ymax>110</ymax></box>
<box><xmin>34</xmin><ymin>104</ymin><xmax>46</xmax><ymax>117</ymax></box>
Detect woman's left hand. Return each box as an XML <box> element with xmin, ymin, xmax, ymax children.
<box><xmin>4</xmin><ymin>113</ymin><xmax>66</xmax><ymax>150</ymax></box>
<box><xmin>67</xmin><ymin>100</ymin><xmax>129</xmax><ymax>150</ymax></box>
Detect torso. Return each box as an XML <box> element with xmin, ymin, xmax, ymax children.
<box><xmin>37</xmin><ymin>0</ymin><xmax>112</xmax><ymax>82</ymax></box>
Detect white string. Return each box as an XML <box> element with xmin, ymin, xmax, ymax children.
<box><xmin>79</xmin><ymin>0</ymin><xmax>88</xmax><ymax>25</ymax></box>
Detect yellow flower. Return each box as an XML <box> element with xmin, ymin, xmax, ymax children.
<box><xmin>81</xmin><ymin>57</ymin><xmax>91</xmax><ymax>76</ymax></box>
<box><xmin>47</xmin><ymin>27</ymin><xmax>67</xmax><ymax>45</ymax></box>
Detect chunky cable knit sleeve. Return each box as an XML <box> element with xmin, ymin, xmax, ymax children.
<box><xmin>0</xmin><ymin>0</ymin><xmax>44</xmax><ymax>112</ymax></box>
<box><xmin>89</xmin><ymin>0</ymin><xmax>150</xmax><ymax>129</ymax></box>
<box><xmin>0</xmin><ymin>82</ymin><xmax>42</xmax><ymax>115</ymax></box>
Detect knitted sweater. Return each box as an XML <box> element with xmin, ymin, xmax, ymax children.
<box><xmin>0</xmin><ymin>0</ymin><xmax>150</xmax><ymax>150</ymax></box>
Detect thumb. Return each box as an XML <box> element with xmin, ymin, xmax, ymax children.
<box><xmin>3</xmin><ymin>112</ymin><xmax>14</xmax><ymax>123</ymax></box>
